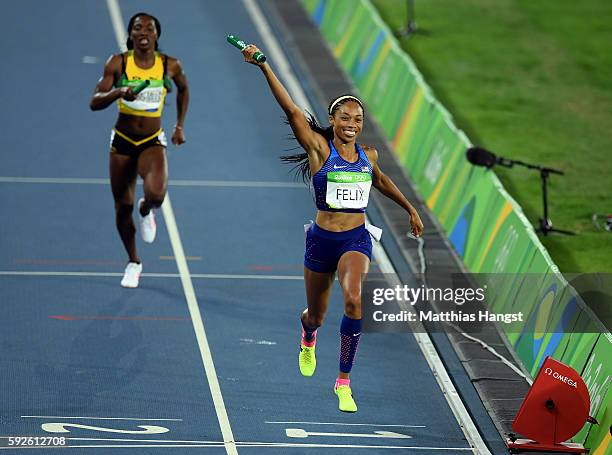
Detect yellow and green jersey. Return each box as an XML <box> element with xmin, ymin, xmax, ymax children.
<box><xmin>115</xmin><ymin>51</ymin><xmax>172</xmax><ymax>118</ymax></box>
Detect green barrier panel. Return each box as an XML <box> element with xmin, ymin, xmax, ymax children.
<box><xmin>410</xmin><ymin>120</ymin><xmax>464</xmax><ymax>205</ymax></box>
<box><xmin>531</xmin><ymin>285</ymin><xmax>588</xmax><ymax>375</ymax></box>
<box><xmin>435</xmin><ymin>165</ymin><xmax>486</xmax><ymax>250</ymax></box>
<box><xmin>512</xmin><ymin>271</ymin><xmax>568</xmax><ymax>374</ymax></box>
<box><xmin>560</xmin><ymin>331</ymin><xmax>599</xmax><ymax>377</ymax></box>
<box><xmin>488</xmin><ymin>250</ymin><xmax>540</xmax><ymax>315</ymax></box>
<box><xmin>399</xmin><ymin>96</ymin><xmax>441</xmax><ymax>168</ymax></box>
<box><xmin>434</xmin><ymin>150</ymin><xmax>473</xmax><ymax>229</ymax></box>
<box><xmin>406</xmin><ymin>105</ymin><xmax>447</xmax><ymax>184</ymax></box>
<box><xmin>349</xmin><ymin>13</ymin><xmax>391</xmax><ymax>89</ymax></box>
<box><xmin>548</xmin><ymin>282</ymin><xmax>609</xmax><ymax>375</ymax></box>
<box><xmin>471</xmin><ymin>197</ymin><xmax>538</xmax><ymax>314</ymax></box>
<box><xmin>360</xmin><ymin>38</ymin><xmax>394</xmax><ymax>102</ymax></box>
<box><xmin>425</xmin><ymin>137</ymin><xmax>467</xmax><ymax>206</ymax></box>
<box><xmin>579</xmin><ymin>334</ymin><xmax>611</xmax><ymax>451</ymax></box>
<box><xmin>350</xmin><ymin>30</ymin><xmax>382</xmax><ymax>85</ymax></box>
<box><xmin>410</xmin><ymin>111</ymin><xmax>450</xmax><ymax>186</ymax></box>
<box><xmin>465</xmin><ymin>183</ymin><xmax>512</xmax><ymax>271</ymax></box>
<box><xmin>503</xmin><ymin>249</ymin><xmax>556</xmax><ymax>345</ymax></box>
<box><xmin>503</xmin><ymin>277</ymin><xmax>549</xmax><ymax>347</ymax></box>
<box><xmin>476</xmin><ymin>216</ymin><xmax>537</xmax><ymax>324</ymax></box>
<box><xmin>301</xmin><ymin>0</ymin><xmax>319</xmax><ymax>15</ymax></box>
<box><xmin>318</xmin><ymin>1</ymin><xmax>352</xmax><ymax>47</ymax></box>
<box><xmin>442</xmin><ymin>171</ymin><xmax>508</xmax><ymax>267</ymax></box>
<box><xmin>335</xmin><ymin>8</ymin><xmax>372</xmax><ymax>71</ymax></box>
<box><xmin>365</xmin><ymin>49</ymin><xmax>409</xmax><ymax>135</ymax></box>
<box><xmin>479</xmin><ymin>212</ymin><xmax>536</xmax><ymax>274</ymax></box>
<box><xmin>391</xmin><ymin>84</ymin><xmax>428</xmax><ymax>162</ymax></box>
<box><xmin>526</xmin><ymin>242</ymin><xmax>556</xmax><ymax>273</ymax></box>
<box><xmin>485</xmin><ymin>263</ymin><xmax>534</xmax><ymax>316</ymax></box>
<box><xmin>383</xmin><ymin>65</ymin><xmax>420</xmax><ymax>141</ymax></box>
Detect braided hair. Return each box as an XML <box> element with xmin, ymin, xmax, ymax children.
<box><xmin>281</xmin><ymin>95</ymin><xmax>364</xmax><ymax>182</ymax></box>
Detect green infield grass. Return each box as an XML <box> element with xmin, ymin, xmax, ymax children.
<box><xmin>371</xmin><ymin>0</ymin><xmax>611</xmax><ymax>272</ymax></box>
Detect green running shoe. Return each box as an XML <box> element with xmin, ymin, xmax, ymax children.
<box><xmin>335</xmin><ymin>385</ymin><xmax>357</xmax><ymax>412</ymax></box>
<box><xmin>299</xmin><ymin>343</ymin><xmax>316</xmax><ymax>377</ymax></box>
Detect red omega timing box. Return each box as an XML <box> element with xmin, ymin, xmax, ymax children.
<box><xmin>506</xmin><ymin>356</ymin><xmax>591</xmax><ymax>453</ymax></box>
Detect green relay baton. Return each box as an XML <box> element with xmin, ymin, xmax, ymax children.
<box><xmin>227</xmin><ymin>34</ymin><xmax>266</xmax><ymax>63</ymax></box>
<box><xmin>131</xmin><ymin>79</ymin><xmax>150</xmax><ymax>95</ymax></box>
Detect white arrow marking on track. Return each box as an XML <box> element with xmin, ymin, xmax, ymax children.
<box><xmin>286</xmin><ymin>428</ymin><xmax>412</xmax><ymax>439</ymax></box>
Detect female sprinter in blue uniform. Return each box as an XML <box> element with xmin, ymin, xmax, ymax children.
<box><xmin>90</xmin><ymin>13</ymin><xmax>189</xmax><ymax>288</ymax></box>
<box><xmin>241</xmin><ymin>45</ymin><xmax>424</xmax><ymax>412</ymax></box>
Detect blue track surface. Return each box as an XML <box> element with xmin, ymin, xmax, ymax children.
<box><xmin>0</xmin><ymin>0</ymin><xmax>477</xmax><ymax>453</ymax></box>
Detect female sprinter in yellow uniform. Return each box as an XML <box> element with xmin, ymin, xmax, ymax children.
<box><xmin>241</xmin><ymin>44</ymin><xmax>423</xmax><ymax>412</ymax></box>
<box><xmin>90</xmin><ymin>12</ymin><xmax>189</xmax><ymax>288</ymax></box>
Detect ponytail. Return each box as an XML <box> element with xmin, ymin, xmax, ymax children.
<box><xmin>280</xmin><ymin>112</ymin><xmax>332</xmax><ymax>182</ymax></box>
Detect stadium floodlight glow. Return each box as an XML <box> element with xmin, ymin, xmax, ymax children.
<box><xmin>466</xmin><ymin>146</ymin><xmax>575</xmax><ymax>236</ymax></box>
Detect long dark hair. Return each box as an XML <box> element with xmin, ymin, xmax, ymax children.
<box><xmin>281</xmin><ymin>95</ymin><xmax>364</xmax><ymax>182</ymax></box>
<box><xmin>126</xmin><ymin>12</ymin><xmax>161</xmax><ymax>50</ymax></box>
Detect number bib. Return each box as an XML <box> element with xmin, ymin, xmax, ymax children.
<box><xmin>325</xmin><ymin>172</ymin><xmax>372</xmax><ymax>210</ymax></box>
<box><xmin>121</xmin><ymin>85</ymin><xmax>164</xmax><ymax>112</ymax></box>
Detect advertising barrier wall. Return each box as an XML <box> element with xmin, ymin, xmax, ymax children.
<box><xmin>301</xmin><ymin>0</ymin><xmax>610</xmax><ymax>450</ymax></box>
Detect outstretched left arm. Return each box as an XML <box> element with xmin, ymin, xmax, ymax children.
<box><xmin>368</xmin><ymin>147</ymin><xmax>424</xmax><ymax>237</ymax></box>
<box><xmin>168</xmin><ymin>57</ymin><xmax>189</xmax><ymax>145</ymax></box>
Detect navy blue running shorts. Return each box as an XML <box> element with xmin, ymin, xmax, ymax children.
<box><xmin>304</xmin><ymin>223</ymin><xmax>372</xmax><ymax>273</ymax></box>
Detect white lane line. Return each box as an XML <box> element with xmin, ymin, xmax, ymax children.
<box><xmin>21</xmin><ymin>416</ymin><xmax>182</xmax><ymax>421</ymax></box>
<box><xmin>0</xmin><ymin>445</ymin><xmax>224</xmax><ymax>450</ymax></box>
<box><xmin>241</xmin><ymin>0</ymin><xmax>312</xmax><ymax>111</ymax></box>
<box><xmin>50</xmin><ymin>438</ymin><xmax>218</xmax><ymax>444</ymax></box>
<box><xmin>160</xmin><ymin>196</ymin><xmax>238</xmax><ymax>455</ymax></box>
<box><xmin>0</xmin><ymin>177</ymin><xmax>303</xmax><ymax>188</ymax></box>
<box><xmin>0</xmin><ymin>436</ymin><xmax>471</xmax><ymax>450</ymax></box>
<box><xmin>265</xmin><ymin>421</ymin><xmax>425</xmax><ymax>428</ymax></box>
<box><xmin>0</xmin><ymin>177</ymin><xmax>108</xmax><ymax>184</ymax></box>
<box><xmin>239</xmin><ymin>443</ymin><xmax>473</xmax><ymax>450</ymax></box>
<box><xmin>0</xmin><ymin>271</ymin><xmax>302</xmax><ymax>280</ymax></box>
<box><xmin>105</xmin><ymin>0</ymin><xmax>126</xmax><ymax>52</ymax></box>
<box><xmin>242</xmin><ymin>1</ymin><xmax>488</xmax><ymax>453</ymax></box>
<box><xmin>182</xmin><ymin>273</ymin><xmax>300</xmax><ymax>280</ymax></box>
<box><xmin>82</xmin><ymin>56</ymin><xmax>100</xmax><ymax>64</ymax></box>
<box><xmin>0</xmin><ymin>444</ymin><xmax>472</xmax><ymax>450</ymax></box>
<box><xmin>104</xmin><ymin>2</ymin><xmax>237</xmax><ymax>455</ymax></box>
<box><xmin>160</xmin><ymin>255</ymin><xmax>202</xmax><ymax>261</ymax></box>
<box><xmin>169</xmin><ymin>180</ymin><xmax>302</xmax><ymax>188</ymax></box>
<box><xmin>0</xmin><ymin>440</ymin><xmax>475</xmax><ymax>451</ymax></box>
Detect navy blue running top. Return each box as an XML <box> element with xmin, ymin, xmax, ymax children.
<box><xmin>311</xmin><ymin>141</ymin><xmax>373</xmax><ymax>213</ymax></box>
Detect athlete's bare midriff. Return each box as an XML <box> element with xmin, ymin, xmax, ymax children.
<box><xmin>115</xmin><ymin>113</ymin><xmax>162</xmax><ymax>136</ymax></box>
<box><xmin>315</xmin><ymin>210</ymin><xmax>366</xmax><ymax>232</ymax></box>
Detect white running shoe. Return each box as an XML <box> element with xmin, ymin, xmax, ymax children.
<box><xmin>138</xmin><ymin>198</ymin><xmax>156</xmax><ymax>243</ymax></box>
<box><xmin>121</xmin><ymin>262</ymin><xmax>142</xmax><ymax>288</ymax></box>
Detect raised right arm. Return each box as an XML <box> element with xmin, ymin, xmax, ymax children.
<box><xmin>89</xmin><ymin>54</ymin><xmax>135</xmax><ymax>111</ymax></box>
<box><xmin>243</xmin><ymin>45</ymin><xmax>326</xmax><ymax>162</ymax></box>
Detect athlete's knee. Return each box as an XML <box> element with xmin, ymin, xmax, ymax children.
<box><xmin>115</xmin><ymin>201</ymin><xmax>134</xmax><ymax>219</ymax></box>
<box><xmin>343</xmin><ymin>291</ymin><xmax>362</xmax><ymax>318</ymax></box>
<box><xmin>303</xmin><ymin>310</ymin><xmax>325</xmax><ymax>328</ymax></box>
<box><xmin>114</xmin><ymin>203</ymin><xmax>135</xmax><ymax>235</ymax></box>
<box><xmin>144</xmin><ymin>184</ymin><xmax>166</xmax><ymax>208</ymax></box>
<box><xmin>310</xmin><ymin>313</ymin><xmax>326</xmax><ymax>327</ymax></box>
<box><xmin>147</xmin><ymin>193</ymin><xmax>165</xmax><ymax>209</ymax></box>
